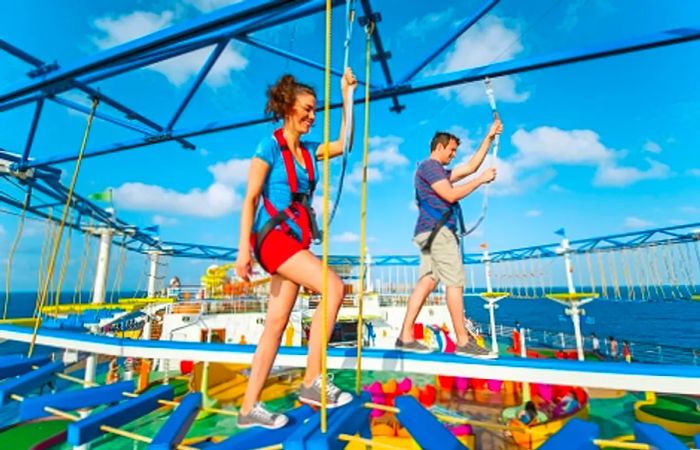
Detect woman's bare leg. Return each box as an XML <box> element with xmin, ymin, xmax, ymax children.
<box><xmin>276</xmin><ymin>250</ymin><xmax>344</xmax><ymax>385</ymax></box>
<box><xmin>239</xmin><ymin>274</ymin><xmax>299</xmax><ymax>414</ymax></box>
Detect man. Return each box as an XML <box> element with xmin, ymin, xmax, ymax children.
<box><xmin>396</xmin><ymin>119</ymin><xmax>502</xmax><ymax>357</ymax></box>
<box><xmin>591</xmin><ymin>333</ymin><xmax>602</xmax><ymax>358</ymax></box>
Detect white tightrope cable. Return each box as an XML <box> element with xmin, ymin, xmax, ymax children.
<box><xmin>328</xmin><ymin>0</ymin><xmax>356</xmax><ymax>226</ymax></box>
<box><xmin>461</xmin><ymin>77</ymin><xmax>499</xmax><ymax>237</ymax></box>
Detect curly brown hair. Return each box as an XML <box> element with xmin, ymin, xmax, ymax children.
<box><xmin>265</xmin><ymin>74</ymin><xmax>316</xmax><ymax>121</ymax></box>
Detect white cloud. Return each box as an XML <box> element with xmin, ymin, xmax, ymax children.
<box><xmin>643</xmin><ymin>140</ymin><xmax>662</xmax><ymax>154</ymax></box>
<box><xmin>347</xmin><ymin>164</ymin><xmax>383</xmax><ymax>187</ymax></box>
<box><xmin>680</xmin><ymin>206</ymin><xmax>699</xmax><ymax>215</ymax></box>
<box><xmin>312</xmin><ymin>191</ymin><xmax>334</xmax><ymax>217</ymax></box>
<box><xmin>113</xmin><ymin>157</ymin><xmax>250</xmax><ymax>217</ymax></box>
<box><xmin>559</xmin><ymin>0</ymin><xmax>615</xmax><ymax>31</ymax></box>
<box><xmin>447</xmin><ymin>125</ymin><xmax>477</xmax><ymax>154</ymax></box>
<box><xmin>593</xmin><ymin>158</ymin><xmax>671</xmax><ymax>187</ymax></box>
<box><xmin>403</xmin><ymin>7</ymin><xmax>454</xmax><ymax>39</ymax></box>
<box><xmin>485</xmin><ymin>155</ymin><xmax>556</xmax><ymax>196</ymax></box>
<box><xmin>558</xmin><ymin>0</ymin><xmax>586</xmax><ymax>31</ymax></box>
<box><xmin>114</xmin><ymin>182</ymin><xmax>240</xmax><ymax>218</ymax></box>
<box><xmin>368</xmin><ymin>136</ymin><xmax>409</xmax><ymax>169</ymax></box>
<box><xmin>549</xmin><ymin>184</ymin><xmax>567</xmax><ymax>193</ymax></box>
<box><xmin>207</xmin><ymin>158</ymin><xmax>250</xmax><ymax>186</ymax></box>
<box><xmin>433</xmin><ymin>17</ymin><xmax>529</xmax><ymax>106</ymax></box>
<box><xmin>153</xmin><ymin>215</ymin><xmax>178</xmax><ymax>226</ymax></box>
<box><xmin>408</xmin><ymin>200</ymin><xmax>418</xmax><ymax>212</ymax></box>
<box><xmin>184</xmin><ymin>0</ymin><xmax>243</xmax><ymax>13</ymax></box>
<box><xmin>332</xmin><ymin>232</ymin><xmax>360</xmax><ymax>243</ymax></box>
<box><xmin>526</xmin><ymin>210</ymin><xmax>542</xmax><ymax>217</ymax></box>
<box><xmin>490</xmin><ymin>126</ymin><xmax>673</xmax><ymax>193</ymax></box>
<box><xmin>93</xmin><ymin>11</ymin><xmax>247</xmax><ymax>87</ymax></box>
<box><xmin>511</xmin><ymin>127</ymin><xmax>613</xmax><ymax>168</ymax></box>
<box><xmin>346</xmin><ymin>136</ymin><xmax>409</xmax><ymax>192</ymax></box>
<box><xmin>199</xmin><ymin>148</ymin><xmax>209</xmax><ymax>157</ymax></box>
<box><xmin>688</xmin><ymin>168</ymin><xmax>700</xmax><ymax>177</ymax></box>
<box><xmin>624</xmin><ymin>217</ymin><xmax>654</xmax><ymax>229</ymax></box>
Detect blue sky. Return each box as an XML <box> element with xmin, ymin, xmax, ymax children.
<box><xmin>1</xmin><ymin>0</ymin><xmax>699</xmax><ymax>290</ymax></box>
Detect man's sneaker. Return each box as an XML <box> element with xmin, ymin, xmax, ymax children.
<box><xmin>455</xmin><ymin>340</ymin><xmax>498</xmax><ymax>359</ymax></box>
<box><xmin>237</xmin><ymin>402</ymin><xmax>289</xmax><ymax>429</ymax></box>
<box><xmin>395</xmin><ymin>338</ymin><xmax>433</xmax><ymax>354</ymax></box>
<box><xmin>464</xmin><ymin>317</ymin><xmax>480</xmax><ymax>338</ymax></box>
<box><xmin>299</xmin><ymin>374</ymin><xmax>353</xmax><ymax>408</ymax></box>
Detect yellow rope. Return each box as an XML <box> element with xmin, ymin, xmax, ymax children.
<box><xmin>28</xmin><ymin>98</ymin><xmax>99</xmax><ymax>357</ymax></box>
<box><xmin>620</xmin><ymin>249</ymin><xmax>635</xmax><ymax>300</ymax></box>
<box><xmin>3</xmin><ymin>198</ymin><xmax>27</xmax><ymax>319</ymax></box>
<box><xmin>35</xmin><ymin>208</ymin><xmax>53</xmax><ymax>317</ymax></box>
<box><xmin>596</xmin><ymin>251</ymin><xmax>608</xmax><ymax>299</ymax></box>
<box><xmin>592</xmin><ymin>439</ymin><xmax>651</xmax><ymax>449</ymax></box>
<box><xmin>632</xmin><ymin>249</ymin><xmax>649</xmax><ymax>301</ymax></box>
<box><xmin>574</xmin><ymin>254</ymin><xmax>584</xmax><ymax>294</ymax></box>
<box><xmin>649</xmin><ymin>246</ymin><xmax>666</xmax><ymax>298</ymax></box>
<box><xmin>585</xmin><ymin>251</ymin><xmax>597</xmax><ymax>295</ymax></box>
<box><xmin>338</xmin><ymin>434</ymin><xmax>404</xmax><ymax>450</ymax></box>
<box><xmin>320</xmin><ymin>0</ymin><xmax>332</xmax><ymax>433</ymax></box>
<box><xmin>355</xmin><ymin>20</ymin><xmax>373</xmax><ymax>396</ymax></box>
<box><xmin>73</xmin><ymin>222</ymin><xmax>93</xmax><ymax>305</ymax></box>
<box><xmin>53</xmin><ymin>226</ymin><xmax>73</xmax><ymax>313</ymax></box>
<box><xmin>608</xmin><ymin>251</ymin><xmax>622</xmax><ymax>300</ymax></box>
<box><xmin>109</xmin><ymin>234</ymin><xmax>128</xmax><ymax>303</ymax></box>
<box><xmin>680</xmin><ymin>243</ymin><xmax>697</xmax><ymax>295</ymax></box>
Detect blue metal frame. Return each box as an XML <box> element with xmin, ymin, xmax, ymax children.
<box><xmin>11</xmin><ymin>22</ymin><xmax>700</xmax><ymax>170</ymax></box>
<box><xmin>358</xmin><ymin>0</ymin><xmax>403</xmax><ymax>112</ymax></box>
<box><xmin>22</xmin><ymin>98</ymin><xmax>44</xmax><ymax>164</ymax></box>
<box><xmin>397</xmin><ymin>0</ymin><xmax>500</xmax><ymax>84</ymax></box>
<box><xmin>166</xmin><ymin>41</ymin><xmax>228</xmax><ymax>131</ymax></box>
<box><xmin>0</xmin><ymin>0</ymin><xmax>294</xmax><ymax>104</ymax></box>
<box><xmin>1</xmin><ymin>2</ymin><xmax>699</xmax><ymax>265</ymax></box>
<box><xmin>0</xmin><ymin>38</ymin><xmax>197</xmax><ymax>150</ymax></box>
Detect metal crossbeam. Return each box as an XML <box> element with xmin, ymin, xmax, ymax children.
<box><xmin>16</xmin><ymin>22</ymin><xmax>700</xmax><ymax>170</ymax></box>
<box><xmin>0</xmin><ymin>0</ymin><xmax>295</xmax><ymax>104</ymax></box>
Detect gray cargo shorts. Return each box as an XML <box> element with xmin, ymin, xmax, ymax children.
<box><xmin>414</xmin><ymin>227</ymin><xmax>465</xmax><ymax>288</ymax></box>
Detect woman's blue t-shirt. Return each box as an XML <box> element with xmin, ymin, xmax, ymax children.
<box><xmin>252</xmin><ymin>135</ymin><xmax>320</xmax><ymax>237</ymax></box>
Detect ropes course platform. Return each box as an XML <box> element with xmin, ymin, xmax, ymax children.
<box><xmin>1</xmin><ymin>324</ymin><xmax>697</xmax><ymax>396</ymax></box>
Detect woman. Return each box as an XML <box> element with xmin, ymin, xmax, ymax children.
<box><xmin>235</xmin><ymin>68</ymin><xmax>357</xmax><ymax>429</ymax></box>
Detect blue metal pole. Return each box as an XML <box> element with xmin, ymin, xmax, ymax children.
<box><xmin>377</xmin><ymin>25</ymin><xmax>700</xmax><ymax>99</ymax></box>
<box><xmin>0</xmin><ymin>94</ymin><xmax>43</xmax><ymax>113</ymax></box>
<box><xmin>358</xmin><ymin>0</ymin><xmax>403</xmax><ymax>112</ymax></box>
<box><xmin>236</xmin><ymin>35</ymin><xmax>374</xmax><ymax>87</ymax></box>
<box><xmin>0</xmin><ymin>0</ymin><xmax>294</xmax><ymax>105</ymax></box>
<box><xmin>20</xmin><ymin>113</ymin><xmax>272</xmax><ymax>169</ymax></box>
<box><xmin>52</xmin><ymin>96</ymin><xmax>155</xmax><ymax>135</ymax></box>
<box><xmin>0</xmin><ymin>39</ymin><xmax>44</xmax><ymax>66</ymax></box>
<box><xmin>75</xmin><ymin>84</ymin><xmax>196</xmax><ymax>150</ymax></box>
<box><xmin>1</xmin><ymin>40</ymin><xmax>197</xmax><ymax>150</ymax></box>
<box><xmin>21</xmin><ymin>98</ymin><xmax>44</xmax><ymax>164</ymax></box>
<box><xmin>77</xmin><ymin>0</ymin><xmax>336</xmax><ymax>87</ymax></box>
<box><xmin>397</xmin><ymin>0</ymin><xmax>500</xmax><ymax>84</ymax></box>
<box><xmin>166</xmin><ymin>41</ymin><xmax>228</xmax><ymax>131</ymax></box>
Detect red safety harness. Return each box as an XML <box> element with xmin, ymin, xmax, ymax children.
<box><xmin>253</xmin><ymin>129</ymin><xmax>320</xmax><ymax>271</ymax></box>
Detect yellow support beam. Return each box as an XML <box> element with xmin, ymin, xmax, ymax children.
<box><xmin>593</xmin><ymin>439</ymin><xmax>651</xmax><ymax>449</ymax></box>
<box><xmin>546</xmin><ymin>292</ymin><xmax>600</xmax><ymax>302</ymax></box>
<box><xmin>0</xmin><ymin>318</ymin><xmax>38</xmax><ymax>326</ymax></box>
<box><xmin>117</xmin><ymin>297</ymin><xmax>175</xmax><ymax>305</ymax></box>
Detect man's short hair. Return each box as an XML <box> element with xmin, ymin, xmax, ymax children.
<box><xmin>430</xmin><ymin>132</ymin><xmax>461</xmax><ymax>152</ymax></box>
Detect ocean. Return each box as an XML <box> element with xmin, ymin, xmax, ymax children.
<box><xmin>2</xmin><ymin>289</ymin><xmax>699</xmax><ymax>353</ymax></box>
